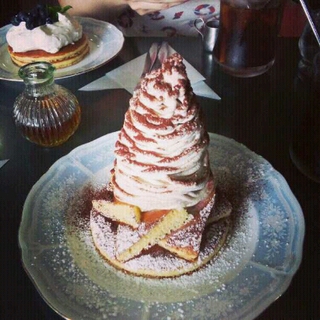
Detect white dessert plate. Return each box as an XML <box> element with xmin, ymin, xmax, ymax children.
<box><xmin>0</xmin><ymin>17</ymin><xmax>124</xmax><ymax>81</ymax></box>
<box><xmin>19</xmin><ymin>132</ymin><xmax>304</xmax><ymax>320</ymax></box>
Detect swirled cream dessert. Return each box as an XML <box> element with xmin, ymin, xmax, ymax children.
<box><xmin>112</xmin><ymin>54</ymin><xmax>212</xmax><ymax>211</ymax></box>
<box><xmin>6</xmin><ymin>5</ymin><xmax>89</xmax><ymax>69</ymax></box>
<box><xmin>90</xmin><ymin>53</ymin><xmax>231</xmax><ymax>277</ymax></box>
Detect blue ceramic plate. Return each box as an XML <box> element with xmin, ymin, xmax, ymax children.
<box><xmin>0</xmin><ymin>17</ymin><xmax>124</xmax><ymax>81</ymax></box>
<box><xmin>19</xmin><ymin>132</ymin><xmax>304</xmax><ymax>320</ymax></box>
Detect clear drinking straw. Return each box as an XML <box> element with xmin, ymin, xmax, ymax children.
<box><xmin>299</xmin><ymin>0</ymin><xmax>320</xmax><ymax>47</ymax></box>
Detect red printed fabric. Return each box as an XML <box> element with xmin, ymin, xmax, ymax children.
<box><xmin>115</xmin><ymin>1</ymin><xmax>220</xmax><ymax>37</ymax></box>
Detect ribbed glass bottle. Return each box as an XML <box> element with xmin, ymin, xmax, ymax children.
<box><xmin>13</xmin><ymin>62</ymin><xmax>81</xmax><ymax>147</ymax></box>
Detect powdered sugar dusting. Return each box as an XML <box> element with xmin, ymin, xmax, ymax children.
<box><xmin>169</xmin><ymin>195</ymin><xmax>215</xmax><ymax>251</ymax></box>
<box><xmin>89</xmin><ymin>201</ymin><xmax>230</xmax><ymax>277</ymax></box>
<box><xmin>19</xmin><ymin>132</ymin><xmax>303</xmax><ymax>320</ymax></box>
<box><xmin>116</xmin><ymin>221</ymin><xmax>155</xmax><ymax>255</ymax></box>
<box><xmin>64</xmin><ymin>160</ymin><xmax>258</xmax><ymax>306</ymax></box>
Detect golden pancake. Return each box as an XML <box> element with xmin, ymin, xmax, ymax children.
<box><xmin>90</xmin><ymin>186</ymin><xmax>231</xmax><ymax>278</ymax></box>
<box><xmin>90</xmin><ymin>210</ymin><xmax>230</xmax><ymax>278</ymax></box>
<box><xmin>8</xmin><ymin>34</ymin><xmax>89</xmax><ymax>69</ymax></box>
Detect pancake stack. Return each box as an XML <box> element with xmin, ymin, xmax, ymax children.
<box><xmin>8</xmin><ymin>34</ymin><xmax>89</xmax><ymax>69</ymax></box>
<box><xmin>6</xmin><ymin>5</ymin><xmax>89</xmax><ymax>69</ymax></box>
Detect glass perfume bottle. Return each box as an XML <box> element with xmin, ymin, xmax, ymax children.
<box><xmin>13</xmin><ymin>62</ymin><xmax>81</xmax><ymax>147</ymax></box>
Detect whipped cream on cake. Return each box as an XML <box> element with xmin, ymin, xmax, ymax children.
<box><xmin>112</xmin><ymin>53</ymin><xmax>211</xmax><ymax>211</ymax></box>
<box><xmin>6</xmin><ymin>13</ymin><xmax>82</xmax><ymax>54</ymax></box>
<box><xmin>90</xmin><ymin>52</ymin><xmax>231</xmax><ymax>278</ymax></box>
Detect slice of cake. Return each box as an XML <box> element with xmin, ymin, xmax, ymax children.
<box><xmin>6</xmin><ymin>5</ymin><xmax>89</xmax><ymax>69</ymax></box>
<box><xmin>90</xmin><ymin>52</ymin><xmax>231</xmax><ymax>277</ymax></box>
<box><xmin>90</xmin><ymin>206</ymin><xmax>230</xmax><ymax>278</ymax></box>
<box><xmin>158</xmin><ymin>190</ymin><xmax>216</xmax><ymax>261</ymax></box>
<box><xmin>92</xmin><ymin>200</ymin><xmax>141</xmax><ymax>228</ymax></box>
<box><xmin>207</xmin><ymin>189</ymin><xmax>232</xmax><ymax>224</ymax></box>
<box><xmin>116</xmin><ymin>208</ymin><xmax>190</xmax><ymax>262</ymax></box>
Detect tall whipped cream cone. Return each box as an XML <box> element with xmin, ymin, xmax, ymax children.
<box><xmin>89</xmin><ymin>53</ymin><xmax>231</xmax><ymax>278</ymax></box>
<box><xmin>112</xmin><ymin>53</ymin><xmax>213</xmax><ymax>211</ymax></box>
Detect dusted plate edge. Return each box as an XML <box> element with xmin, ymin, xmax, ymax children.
<box><xmin>19</xmin><ymin>132</ymin><xmax>305</xmax><ymax>320</ymax></box>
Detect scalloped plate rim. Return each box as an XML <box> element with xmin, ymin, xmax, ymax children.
<box><xmin>0</xmin><ymin>17</ymin><xmax>124</xmax><ymax>81</ymax></box>
<box><xmin>18</xmin><ymin>132</ymin><xmax>305</xmax><ymax>320</ymax></box>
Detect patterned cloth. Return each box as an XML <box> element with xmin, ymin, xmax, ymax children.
<box><xmin>115</xmin><ymin>1</ymin><xmax>220</xmax><ymax>37</ymax></box>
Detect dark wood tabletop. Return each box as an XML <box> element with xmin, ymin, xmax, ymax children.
<box><xmin>1</xmin><ymin>35</ymin><xmax>319</xmax><ymax>319</ymax></box>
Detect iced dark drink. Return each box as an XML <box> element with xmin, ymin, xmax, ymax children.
<box><xmin>214</xmin><ymin>0</ymin><xmax>284</xmax><ymax>77</ymax></box>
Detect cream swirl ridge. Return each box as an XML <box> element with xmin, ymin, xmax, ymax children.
<box><xmin>112</xmin><ymin>53</ymin><xmax>213</xmax><ymax>211</ymax></box>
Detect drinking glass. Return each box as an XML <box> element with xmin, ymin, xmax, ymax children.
<box><xmin>298</xmin><ymin>9</ymin><xmax>320</xmax><ymax>81</ymax></box>
<box><xmin>290</xmin><ymin>51</ymin><xmax>320</xmax><ymax>183</ymax></box>
<box><xmin>213</xmin><ymin>0</ymin><xmax>284</xmax><ymax>77</ymax></box>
